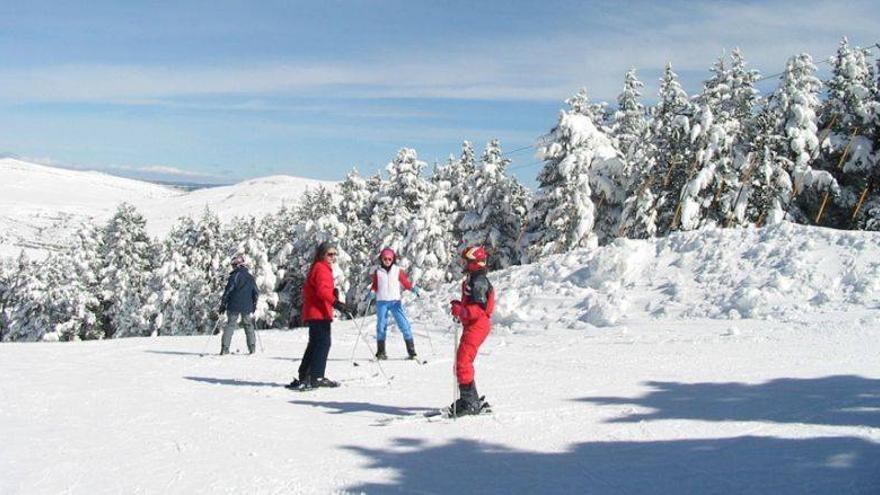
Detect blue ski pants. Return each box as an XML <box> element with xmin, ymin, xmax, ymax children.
<box><xmin>375</xmin><ymin>300</ymin><xmax>413</xmax><ymax>341</ymax></box>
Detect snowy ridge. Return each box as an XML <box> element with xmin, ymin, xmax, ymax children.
<box><xmin>140</xmin><ymin>174</ymin><xmax>336</xmax><ymax>236</ymax></box>
<box><xmin>0</xmin><ymin>158</ymin><xmax>179</xmax><ymax>257</ymax></box>
<box><xmin>410</xmin><ymin>222</ymin><xmax>880</xmax><ymax>330</ymax></box>
<box><xmin>0</xmin><ymin>158</ymin><xmax>334</xmax><ymax>258</ymax></box>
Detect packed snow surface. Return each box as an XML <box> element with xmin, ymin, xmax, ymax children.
<box><xmin>2</xmin><ymin>223</ymin><xmax>879</xmax><ymax>494</ymax></box>
<box><xmin>0</xmin><ymin>158</ymin><xmax>334</xmax><ymax>258</ymax></box>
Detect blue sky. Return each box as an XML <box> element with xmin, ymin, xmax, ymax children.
<box><xmin>0</xmin><ymin>0</ymin><xmax>877</xmax><ymax>187</ymax></box>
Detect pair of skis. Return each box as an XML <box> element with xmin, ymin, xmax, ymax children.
<box><xmin>424</xmin><ymin>396</ymin><xmax>493</xmax><ymax>418</ymax></box>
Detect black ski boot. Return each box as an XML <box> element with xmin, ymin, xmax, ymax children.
<box><xmin>448</xmin><ymin>382</ymin><xmax>482</xmax><ymax>417</ymax></box>
<box><xmin>312</xmin><ymin>377</ymin><xmax>340</xmax><ymax>388</ymax></box>
<box><xmin>405</xmin><ymin>339</ymin><xmax>418</xmax><ymax>360</ymax></box>
<box><xmin>375</xmin><ymin>340</ymin><xmax>387</xmax><ymax>360</ymax></box>
<box><xmin>285</xmin><ymin>375</ymin><xmax>308</xmax><ymax>390</ymax></box>
<box><xmin>220</xmin><ymin>347</ymin><xmax>230</xmax><ymax>356</ymax></box>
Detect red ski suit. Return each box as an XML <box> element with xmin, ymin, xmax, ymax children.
<box><xmin>452</xmin><ymin>270</ymin><xmax>495</xmax><ymax>385</ymax></box>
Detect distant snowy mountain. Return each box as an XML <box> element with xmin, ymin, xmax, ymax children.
<box><xmin>139</xmin><ymin>174</ymin><xmax>336</xmax><ymax>236</ymax></box>
<box><xmin>0</xmin><ymin>158</ymin><xmax>334</xmax><ymax>258</ymax></box>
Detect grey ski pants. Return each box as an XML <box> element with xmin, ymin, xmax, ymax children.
<box><xmin>222</xmin><ymin>311</ymin><xmax>256</xmax><ymax>353</ymax></box>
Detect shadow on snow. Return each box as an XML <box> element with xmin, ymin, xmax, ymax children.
<box><xmin>342</xmin><ymin>435</ymin><xmax>880</xmax><ymax>494</ymax></box>
<box><xmin>577</xmin><ymin>375</ymin><xmax>880</xmax><ymax>428</ymax></box>
<box><xmin>289</xmin><ymin>399</ymin><xmax>433</xmax><ymax>416</ymax></box>
<box><xmin>342</xmin><ymin>375</ymin><xmax>880</xmax><ymax>493</ymax></box>
<box><xmin>183</xmin><ymin>376</ymin><xmax>285</xmax><ymax>388</ymax></box>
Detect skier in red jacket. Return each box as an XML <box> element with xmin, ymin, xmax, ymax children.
<box><xmin>287</xmin><ymin>241</ymin><xmax>348</xmax><ymax>391</ymax></box>
<box><xmin>449</xmin><ymin>245</ymin><xmax>495</xmax><ymax>415</ymax></box>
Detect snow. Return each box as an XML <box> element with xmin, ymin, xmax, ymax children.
<box><xmin>0</xmin><ymin>158</ymin><xmax>334</xmax><ymax>258</ymax></box>
<box><xmin>2</xmin><ymin>222</ymin><xmax>879</xmax><ymax>493</ymax></box>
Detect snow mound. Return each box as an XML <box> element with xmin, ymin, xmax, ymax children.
<box><xmin>411</xmin><ymin>223</ymin><xmax>880</xmax><ymax>330</ymax></box>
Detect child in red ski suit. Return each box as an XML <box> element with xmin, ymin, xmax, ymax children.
<box><xmin>449</xmin><ymin>246</ymin><xmax>495</xmax><ymax>415</ymax></box>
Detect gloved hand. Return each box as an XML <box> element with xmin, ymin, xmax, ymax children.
<box><xmin>411</xmin><ymin>286</ymin><xmax>421</xmax><ymax>297</ymax></box>
<box><xmin>334</xmin><ymin>300</ymin><xmax>354</xmax><ymax>317</ymax></box>
<box><xmin>365</xmin><ymin>291</ymin><xmax>376</xmax><ymax>304</ymax></box>
<box><xmin>451</xmin><ymin>300</ymin><xmax>467</xmax><ymax>321</ymax></box>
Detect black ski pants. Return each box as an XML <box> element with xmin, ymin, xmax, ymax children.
<box><xmin>298</xmin><ymin>320</ymin><xmax>332</xmax><ymax>380</ymax></box>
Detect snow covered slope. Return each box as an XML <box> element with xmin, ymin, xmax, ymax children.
<box><xmin>0</xmin><ymin>158</ymin><xmax>334</xmax><ymax>258</ymax></box>
<box><xmin>1</xmin><ymin>224</ymin><xmax>879</xmax><ymax>493</ymax></box>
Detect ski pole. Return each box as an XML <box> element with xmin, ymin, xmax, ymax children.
<box><xmin>255</xmin><ymin>325</ymin><xmax>265</xmax><ymax>353</ymax></box>
<box><xmin>423</xmin><ymin>323</ymin><xmax>435</xmax><ymax>355</ymax></box>
<box><xmin>358</xmin><ymin>324</ymin><xmax>390</xmax><ymax>382</ymax></box>
<box><xmin>349</xmin><ymin>299</ymin><xmax>372</xmax><ymax>365</ymax></box>
<box><xmin>453</xmin><ymin>319</ymin><xmax>460</xmax><ymax>419</ymax></box>
<box><xmin>200</xmin><ymin>317</ymin><xmax>223</xmax><ymax>356</ymax></box>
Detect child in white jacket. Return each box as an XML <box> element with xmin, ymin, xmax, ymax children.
<box><xmin>366</xmin><ymin>247</ymin><xmax>420</xmax><ymax>360</ymax></box>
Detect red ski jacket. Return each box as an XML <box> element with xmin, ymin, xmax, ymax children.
<box><xmin>301</xmin><ymin>260</ymin><xmax>336</xmax><ymax>322</ymax></box>
<box><xmin>455</xmin><ymin>270</ymin><xmax>495</xmax><ymax>328</ymax></box>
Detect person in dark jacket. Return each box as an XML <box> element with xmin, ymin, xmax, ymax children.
<box><xmin>287</xmin><ymin>242</ymin><xmax>348</xmax><ymax>390</ymax></box>
<box><xmin>219</xmin><ymin>253</ymin><xmax>259</xmax><ymax>355</ymax></box>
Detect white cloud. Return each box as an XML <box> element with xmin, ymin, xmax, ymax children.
<box><xmin>137</xmin><ymin>165</ymin><xmax>212</xmax><ymax>177</ymax></box>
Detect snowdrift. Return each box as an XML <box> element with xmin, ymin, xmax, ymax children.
<box><xmin>411</xmin><ymin>222</ymin><xmax>880</xmax><ymax>330</ymax></box>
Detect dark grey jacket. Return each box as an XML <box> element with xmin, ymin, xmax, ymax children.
<box><xmin>221</xmin><ymin>266</ymin><xmax>259</xmax><ymax>314</ymax></box>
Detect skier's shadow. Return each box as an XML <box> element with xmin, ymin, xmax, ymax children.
<box><xmin>577</xmin><ymin>374</ymin><xmax>880</xmax><ymax>428</ymax></box>
<box><xmin>184</xmin><ymin>376</ymin><xmax>285</xmax><ymax>388</ymax></box>
<box><xmin>145</xmin><ymin>350</ymin><xmax>208</xmax><ymax>356</ymax></box>
<box><xmin>290</xmin><ymin>399</ymin><xmax>433</xmax><ymax>416</ymax></box>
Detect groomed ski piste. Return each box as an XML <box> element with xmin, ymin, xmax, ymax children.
<box><xmin>2</xmin><ymin>223</ymin><xmax>879</xmax><ymax>494</ymax></box>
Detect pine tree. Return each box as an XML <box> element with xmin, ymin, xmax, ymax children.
<box><xmin>404</xmin><ymin>180</ymin><xmax>456</xmax><ymax>287</ymax></box>
<box><xmin>567</xmin><ymin>87</ymin><xmax>610</xmax><ymax>131</ymax></box>
<box><xmin>1</xmin><ymin>253</ymin><xmax>52</xmax><ymax>341</ymax></box>
<box><xmin>677</xmin><ymin>52</ymin><xmax>759</xmax><ymax>230</ymax></box>
<box><xmin>459</xmin><ymin>140</ymin><xmax>527</xmax><ymax>269</ymax></box>
<box><xmin>49</xmin><ymin>223</ymin><xmax>104</xmax><ymax>340</ymax></box>
<box><xmin>818</xmin><ymin>38</ymin><xmax>877</xmax><ymax>228</ymax></box>
<box><xmin>860</xmin><ymin>54</ymin><xmax>880</xmax><ymax>230</ymax></box>
<box><xmin>370</xmin><ymin>148</ymin><xmax>433</xmax><ymax>258</ymax></box>
<box><xmin>743</xmin><ymin>108</ymin><xmax>795</xmax><ymax>226</ymax></box>
<box><xmin>432</xmin><ymin>141</ymin><xmax>477</xmax><ymax>243</ymax></box>
<box><xmin>524</xmin><ymin>90</ymin><xmax>623</xmax><ymax>259</ymax></box>
<box><xmin>680</xmin><ymin>56</ymin><xmax>743</xmax><ymax>231</ymax></box>
<box><xmin>612</xmin><ymin>69</ymin><xmax>648</xmax><ymax>167</ymax></box>
<box><xmin>767</xmin><ymin>53</ymin><xmax>839</xmax><ymax>223</ymax></box>
<box><xmin>99</xmin><ymin>203</ymin><xmax>157</xmax><ymax>338</ymax></box>
<box><xmin>623</xmin><ymin>63</ymin><xmax>694</xmax><ymax>237</ymax></box>
<box><xmin>722</xmin><ymin>48</ymin><xmax>762</xmax><ymax>227</ymax></box>
<box><xmin>337</xmin><ymin>169</ymin><xmax>376</xmax><ymax>308</ymax></box>
<box><xmin>0</xmin><ymin>258</ymin><xmax>10</xmax><ymax>341</ymax></box>
<box><xmin>141</xmin><ymin>210</ymin><xmax>226</xmax><ymax>336</ymax></box>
